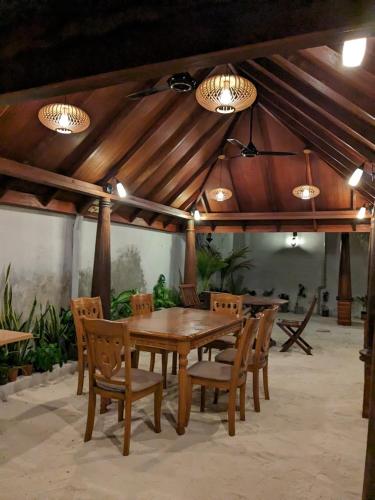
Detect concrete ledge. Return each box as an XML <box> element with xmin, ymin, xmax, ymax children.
<box><xmin>0</xmin><ymin>361</ymin><xmax>77</xmax><ymax>402</ymax></box>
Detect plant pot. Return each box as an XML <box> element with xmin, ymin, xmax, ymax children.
<box><xmin>0</xmin><ymin>365</ymin><xmax>8</xmax><ymax>385</ymax></box>
<box><xmin>361</xmin><ymin>310</ymin><xmax>367</xmax><ymax>321</ymax></box>
<box><xmin>8</xmin><ymin>366</ymin><xmax>19</xmax><ymax>382</ymax></box>
<box><xmin>322</xmin><ymin>309</ymin><xmax>330</xmax><ymax>317</ymax></box>
<box><xmin>21</xmin><ymin>364</ymin><xmax>33</xmax><ymax>376</ymax></box>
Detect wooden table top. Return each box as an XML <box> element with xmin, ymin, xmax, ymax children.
<box><xmin>0</xmin><ymin>330</ymin><xmax>33</xmax><ymax>346</ymax></box>
<box><xmin>121</xmin><ymin>307</ymin><xmax>242</xmax><ymax>341</ymax></box>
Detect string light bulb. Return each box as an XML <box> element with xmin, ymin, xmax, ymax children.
<box><xmin>357</xmin><ymin>205</ymin><xmax>366</xmax><ymax>219</ymax></box>
<box><xmin>342</xmin><ymin>38</ymin><xmax>367</xmax><ymax>67</ymax></box>
<box><xmin>348</xmin><ymin>164</ymin><xmax>364</xmax><ymax>187</ymax></box>
<box><xmin>116</xmin><ymin>180</ymin><xmax>127</xmax><ymax>198</ymax></box>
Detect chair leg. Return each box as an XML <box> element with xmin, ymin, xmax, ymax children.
<box><xmin>77</xmin><ymin>350</ymin><xmax>85</xmax><ymax>395</ymax></box>
<box><xmin>154</xmin><ymin>383</ymin><xmax>162</xmax><ymax>433</ymax></box>
<box><xmin>228</xmin><ymin>388</ymin><xmax>237</xmax><ymax>436</ymax></box>
<box><xmin>213</xmin><ymin>388</ymin><xmax>219</xmax><ymax>404</ymax></box>
<box><xmin>123</xmin><ymin>398</ymin><xmax>132</xmax><ymax>456</ymax></box>
<box><xmin>263</xmin><ymin>365</ymin><xmax>270</xmax><ymax>400</ymax></box>
<box><xmin>84</xmin><ymin>389</ymin><xmax>96</xmax><ymax>442</ymax></box>
<box><xmin>239</xmin><ymin>384</ymin><xmax>246</xmax><ymax>421</ymax></box>
<box><xmin>118</xmin><ymin>399</ymin><xmax>124</xmax><ymax>422</ymax></box>
<box><xmin>161</xmin><ymin>352</ymin><xmax>168</xmax><ymax>389</ymax></box>
<box><xmin>149</xmin><ymin>352</ymin><xmax>156</xmax><ymax>372</ymax></box>
<box><xmin>171</xmin><ymin>352</ymin><xmax>178</xmax><ymax>375</ymax></box>
<box><xmin>185</xmin><ymin>378</ymin><xmax>193</xmax><ymax>427</ymax></box>
<box><xmin>253</xmin><ymin>369</ymin><xmax>260</xmax><ymax>412</ymax></box>
<box><xmin>131</xmin><ymin>349</ymin><xmax>140</xmax><ymax>369</ymax></box>
<box><xmin>200</xmin><ymin>385</ymin><xmax>206</xmax><ymax>412</ymax></box>
<box><xmin>198</xmin><ymin>347</ymin><xmax>203</xmax><ymax>361</ymax></box>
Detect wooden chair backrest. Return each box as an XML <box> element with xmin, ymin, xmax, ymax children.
<box><xmin>300</xmin><ymin>296</ymin><xmax>317</xmax><ymax>330</ymax></box>
<box><xmin>231</xmin><ymin>316</ymin><xmax>261</xmax><ymax>389</ymax></box>
<box><xmin>180</xmin><ymin>284</ymin><xmax>201</xmax><ymax>307</ymax></box>
<box><xmin>210</xmin><ymin>293</ymin><xmax>244</xmax><ymax>319</ymax></box>
<box><xmin>253</xmin><ymin>306</ymin><xmax>279</xmax><ymax>363</ymax></box>
<box><xmin>71</xmin><ymin>296</ymin><xmax>103</xmax><ymax>349</ymax></box>
<box><xmin>83</xmin><ymin>318</ymin><xmax>132</xmax><ymax>391</ymax></box>
<box><xmin>130</xmin><ymin>293</ymin><xmax>154</xmax><ymax>316</ymax></box>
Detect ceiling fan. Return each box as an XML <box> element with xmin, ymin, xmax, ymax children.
<box><xmin>227</xmin><ymin>105</ymin><xmax>297</xmax><ymax>158</ymax></box>
<box><xmin>126</xmin><ymin>73</ymin><xmax>198</xmax><ymax>99</ymax></box>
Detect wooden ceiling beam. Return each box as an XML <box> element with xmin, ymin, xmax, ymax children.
<box><xmin>237</xmin><ymin>61</ymin><xmax>375</xmax><ymax>160</ymax></box>
<box><xmin>195</xmin><ymin>224</ymin><xmax>370</xmax><ymax>233</ymax></box>
<box><xmin>200</xmin><ymin>210</ymin><xmax>370</xmax><ymax>221</ymax></box>
<box><xmin>0</xmin><ymin>157</ymin><xmax>192</xmax><ymax>220</ymax></box>
<box><xmin>252</xmin><ymin>57</ymin><xmax>375</xmax><ymax>144</ymax></box>
<box><xmin>257</xmin><ymin>96</ymin><xmax>375</xmax><ymax>200</ymax></box>
<box><xmin>0</xmin><ymin>2</ymin><xmax>373</xmax><ymax>104</ymax></box>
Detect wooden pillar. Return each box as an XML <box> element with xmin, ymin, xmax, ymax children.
<box><xmin>363</xmin><ymin>217</ymin><xmax>375</xmax><ymax>499</ymax></box>
<box><xmin>337</xmin><ymin>233</ymin><xmax>352</xmax><ymax>326</ymax></box>
<box><xmin>91</xmin><ymin>198</ymin><xmax>111</xmax><ymax>319</ymax></box>
<box><xmin>184</xmin><ymin>219</ymin><xmax>197</xmax><ymax>285</ymax></box>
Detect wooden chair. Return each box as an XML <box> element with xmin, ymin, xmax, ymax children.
<box><xmin>131</xmin><ymin>293</ymin><xmax>170</xmax><ymax>389</ymax></box>
<box><xmin>215</xmin><ymin>306</ymin><xmax>279</xmax><ymax>412</ymax></box>
<box><xmin>185</xmin><ymin>316</ymin><xmax>260</xmax><ymax>436</ymax></box>
<box><xmin>277</xmin><ymin>296</ymin><xmax>317</xmax><ymax>355</ymax></box>
<box><xmin>82</xmin><ymin>318</ymin><xmax>163</xmax><ymax>456</ymax></box>
<box><xmin>179</xmin><ymin>284</ymin><xmax>203</xmax><ymax>308</ymax></box>
<box><xmin>71</xmin><ymin>297</ymin><xmax>103</xmax><ymax>396</ymax></box>
<box><xmin>205</xmin><ymin>293</ymin><xmax>245</xmax><ymax>360</ymax></box>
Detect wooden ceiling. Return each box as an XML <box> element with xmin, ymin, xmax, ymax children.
<box><xmin>0</xmin><ymin>31</ymin><xmax>374</xmax><ymax>232</ymax></box>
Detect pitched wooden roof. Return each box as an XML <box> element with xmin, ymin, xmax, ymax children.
<box><xmin>0</xmin><ymin>41</ymin><xmax>374</xmax><ymax>232</ymax></box>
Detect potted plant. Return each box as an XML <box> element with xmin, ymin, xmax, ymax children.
<box><xmin>153</xmin><ymin>274</ymin><xmax>177</xmax><ymax>309</ymax></box>
<box><xmin>321</xmin><ymin>291</ymin><xmax>330</xmax><ymax>317</ymax></box>
<box><xmin>278</xmin><ymin>293</ymin><xmax>289</xmax><ymax>312</ymax></box>
<box><xmin>356</xmin><ymin>296</ymin><xmax>367</xmax><ymax>320</ymax></box>
<box><xmin>294</xmin><ymin>284</ymin><xmax>307</xmax><ymax>314</ymax></box>
<box><xmin>0</xmin><ymin>348</ymin><xmax>8</xmax><ymax>385</ymax></box>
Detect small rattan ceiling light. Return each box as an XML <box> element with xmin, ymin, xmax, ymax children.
<box><xmin>196</xmin><ymin>74</ymin><xmax>257</xmax><ymax>114</ymax></box>
<box><xmin>38</xmin><ymin>103</ymin><xmax>90</xmax><ymax>134</ymax></box>
<box><xmin>292</xmin><ymin>149</ymin><xmax>320</xmax><ymax>200</ymax></box>
<box><xmin>209</xmin><ymin>154</ymin><xmax>233</xmax><ymax>202</ymax></box>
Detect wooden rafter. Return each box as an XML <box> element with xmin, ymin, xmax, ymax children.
<box><xmin>200</xmin><ymin>210</ymin><xmax>370</xmax><ymax>221</ymax></box>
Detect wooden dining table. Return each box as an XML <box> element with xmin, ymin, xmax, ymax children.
<box><xmin>120</xmin><ymin>307</ymin><xmax>242</xmax><ymax>435</ymax></box>
<box><xmin>0</xmin><ymin>329</ymin><xmax>33</xmax><ymax>346</ymax></box>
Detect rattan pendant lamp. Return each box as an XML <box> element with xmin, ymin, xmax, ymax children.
<box><xmin>209</xmin><ymin>154</ymin><xmax>232</xmax><ymax>202</ymax></box>
<box><xmin>38</xmin><ymin>102</ymin><xmax>90</xmax><ymax>134</ymax></box>
<box><xmin>292</xmin><ymin>149</ymin><xmax>320</xmax><ymax>200</ymax></box>
<box><xmin>196</xmin><ymin>72</ymin><xmax>257</xmax><ymax>114</ymax></box>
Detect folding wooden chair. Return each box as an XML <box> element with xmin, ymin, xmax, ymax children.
<box><xmin>277</xmin><ymin>296</ymin><xmax>317</xmax><ymax>355</ymax></box>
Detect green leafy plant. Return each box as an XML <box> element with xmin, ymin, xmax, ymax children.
<box><xmin>153</xmin><ymin>275</ymin><xmax>177</xmax><ymax>309</ymax></box>
<box><xmin>294</xmin><ymin>284</ymin><xmax>307</xmax><ymax>313</ymax></box>
<box><xmin>219</xmin><ymin>246</ymin><xmax>253</xmax><ymax>292</ymax></box>
<box><xmin>110</xmin><ymin>289</ymin><xmax>136</xmax><ymax>320</ymax></box>
<box><xmin>197</xmin><ymin>246</ymin><xmax>227</xmax><ymax>292</ymax></box>
<box><xmin>33</xmin><ymin>344</ymin><xmax>62</xmax><ymax>372</ymax></box>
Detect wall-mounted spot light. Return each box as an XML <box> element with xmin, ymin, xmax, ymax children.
<box><xmin>286</xmin><ymin>232</ymin><xmax>301</xmax><ymax>248</ymax></box>
<box><xmin>191</xmin><ymin>206</ymin><xmax>201</xmax><ymax>221</ymax></box>
<box><xmin>206</xmin><ymin>232</ymin><xmax>213</xmax><ymax>246</ymax></box>
<box><xmin>348</xmin><ymin>163</ymin><xmax>364</xmax><ymax>187</ymax></box>
<box><xmin>342</xmin><ymin>38</ymin><xmax>367</xmax><ymax>67</ymax></box>
<box><xmin>116</xmin><ymin>180</ymin><xmax>127</xmax><ymax>198</ymax></box>
<box><xmin>357</xmin><ymin>205</ymin><xmax>367</xmax><ymax>219</ymax></box>
<box><xmin>103</xmin><ymin>182</ymin><xmax>113</xmax><ymax>194</ymax></box>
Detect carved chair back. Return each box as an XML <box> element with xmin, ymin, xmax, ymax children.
<box><xmin>180</xmin><ymin>284</ymin><xmax>201</xmax><ymax>307</ymax></box>
<box><xmin>253</xmin><ymin>306</ymin><xmax>278</xmax><ymax>365</ymax></box>
<box><xmin>71</xmin><ymin>297</ymin><xmax>103</xmax><ymax>350</ymax></box>
<box><xmin>83</xmin><ymin>318</ymin><xmax>132</xmax><ymax>392</ymax></box>
<box><xmin>131</xmin><ymin>293</ymin><xmax>154</xmax><ymax>316</ymax></box>
<box><xmin>230</xmin><ymin>316</ymin><xmax>261</xmax><ymax>390</ymax></box>
<box><xmin>210</xmin><ymin>293</ymin><xmax>244</xmax><ymax>319</ymax></box>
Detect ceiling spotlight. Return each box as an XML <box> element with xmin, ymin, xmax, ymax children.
<box><xmin>357</xmin><ymin>205</ymin><xmax>367</xmax><ymax>219</ymax></box>
<box><xmin>342</xmin><ymin>38</ymin><xmax>367</xmax><ymax>67</ymax></box>
<box><xmin>116</xmin><ymin>180</ymin><xmax>127</xmax><ymax>198</ymax></box>
<box><xmin>192</xmin><ymin>207</ymin><xmax>201</xmax><ymax>221</ymax></box>
<box><xmin>348</xmin><ymin>164</ymin><xmax>364</xmax><ymax>187</ymax></box>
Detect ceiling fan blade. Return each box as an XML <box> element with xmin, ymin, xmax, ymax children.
<box><xmin>126</xmin><ymin>85</ymin><xmax>170</xmax><ymax>99</ymax></box>
<box><xmin>257</xmin><ymin>151</ymin><xmax>297</xmax><ymax>156</ymax></box>
<box><xmin>227</xmin><ymin>138</ymin><xmax>248</xmax><ymax>149</ymax></box>
<box><xmin>227</xmin><ymin>155</ymin><xmax>244</xmax><ymax>159</ymax></box>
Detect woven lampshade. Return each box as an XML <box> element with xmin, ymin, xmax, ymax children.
<box><xmin>196</xmin><ymin>74</ymin><xmax>257</xmax><ymax>114</ymax></box>
<box><xmin>209</xmin><ymin>187</ymin><xmax>233</xmax><ymax>202</ymax></box>
<box><xmin>38</xmin><ymin>103</ymin><xmax>90</xmax><ymax>134</ymax></box>
<box><xmin>292</xmin><ymin>184</ymin><xmax>320</xmax><ymax>200</ymax></box>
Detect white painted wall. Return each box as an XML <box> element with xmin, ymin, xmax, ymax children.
<box><xmin>0</xmin><ymin>206</ymin><xmax>74</xmax><ymax>311</ymax></box>
<box><xmin>0</xmin><ymin>206</ymin><xmax>185</xmax><ymax>312</ymax></box>
<box><xmin>77</xmin><ymin>219</ymin><xmax>185</xmax><ymax>296</ymax></box>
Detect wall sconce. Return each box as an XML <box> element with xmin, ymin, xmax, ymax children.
<box><xmin>287</xmin><ymin>232</ymin><xmax>300</xmax><ymax>248</ymax></box>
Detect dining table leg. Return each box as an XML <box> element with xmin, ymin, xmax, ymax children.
<box><xmin>177</xmin><ymin>342</ymin><xmax>190</xmax><ymax>435</ymax></box>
